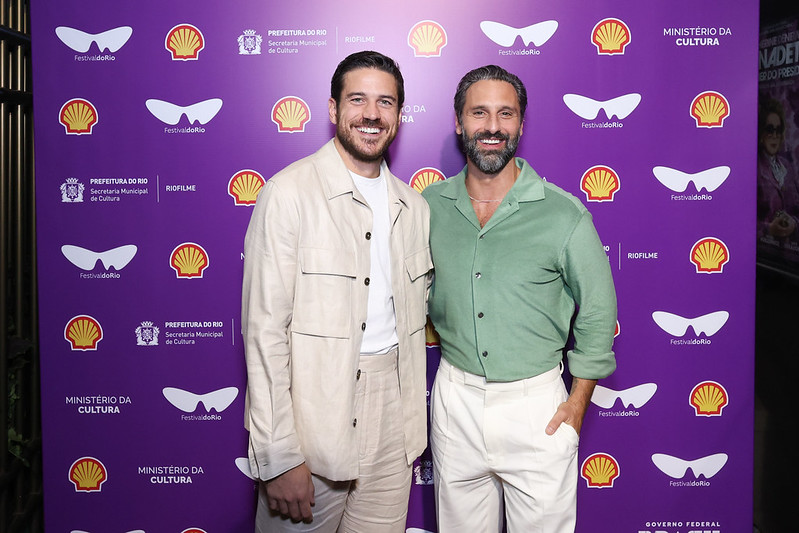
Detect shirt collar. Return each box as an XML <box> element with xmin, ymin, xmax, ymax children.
<box><xmin>438</xmin><ymin>158</ymin><xmax>546</xmax><ymax>203</ymax></box>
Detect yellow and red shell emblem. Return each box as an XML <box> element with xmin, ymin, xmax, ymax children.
<box><xmin>166</xmin><ymin>23</ymin><xmax>205</xmax><ymax>60</ymax></box>
<box><xmin>581</xmin><ymin>453</ymin><xmax>619</xmax><ymax>488</ymax></box>
<box><xmin>410</xmin><ymin>167</ymin><xmax>445</xmax><ymax>193</ymax></box>
<box><xmin>229</xmin><ymin>169</ymin><xmax>265</xmax><ymax>206</ymax></box>
<box><xmin>591</xmin><ymin>18</ymin><xmax>631</xmax><ymax>55</ymax></box>
<box><xmin>580</xmin><ymin>165</ymin><xmax>620</xmax><ymax>202</ymax></box>
<box><xmin>408</xmin><ymin>20</ymin><xmax>447</xmax><ymax>57</ymax></box>
<box><xmin>170</xmin><ymin>242</ymin><xmax>209</xmax><ymax>278</ymax></box>
<box><xmin>690</xmin><ymin>91</ymin><xmax>729</xmax><ymax>128</ymax></box>
<box><xmin>690</xmin><ymin>237</ymin><xmax>729</xmax><ymax>273</ymax></box>
<box><xmin>271</xmin><ymin>96</ymin><xmax>311</xmax><ymax>133</ymax></box>
<box><xmin>59</xmin><ymin>98</ymin><xmax>98</xmax><ymax>135</ymax></box>
<box><xmin>690</xmin><ymin>381</ymin><xmax>728</xmax><ymax>416</ymax></box>
<box><xmin>69</xmin><ymin>457</ymin><xmax>107</xmax><ymax>492</ymax></box>
<box><xmin>425</xmin><ymin>317</ymin><xmax>440</xmax><ymax>347</ymax></box>
<box><xmin>64</xmin><ymin>315</ymin><xmax>103</xmax><ymax>351</ymax></box>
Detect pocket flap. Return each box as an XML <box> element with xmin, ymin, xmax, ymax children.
<box><xmin>300</xmin><ymin>248</ymin><xmax>356</xmax><ymax>277</ymax></box>
<box><xmin>404</xmin><ymin>247</ymin><xmax>433</xmax><ymax>281</ymax></box>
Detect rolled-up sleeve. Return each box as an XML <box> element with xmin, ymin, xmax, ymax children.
<box><xmin>242</xmin><ymin>180</ymin><xmax>305</xmax><ymax>481</ymax></box>
<box><xmin>561</xmin><ymin>211</ymin><xmax>617</xmax><ymax>379</ymax></box>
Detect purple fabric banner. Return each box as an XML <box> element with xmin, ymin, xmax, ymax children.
<box><xmin>32</xmin><ymin>2</ymin><xmax>757</xmax><ymax>532</ymax></box>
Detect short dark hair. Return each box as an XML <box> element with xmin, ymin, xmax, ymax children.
<box><xmin>454</xmin><ymin>65</ymin><xmax>527</xmax><ymax>124</ymax></box>
<box><xmin>330</xmin><ymin>51</ymin><xmax>405</xmax><ymax>107</ymax></box>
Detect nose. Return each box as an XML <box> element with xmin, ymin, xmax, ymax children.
<box><xmin>363</xmin><ymin>99</ymin><xmax>379</xmax><ymax>120</ymax></box>
<box><xmin>486</xmin><ymin>113</ymin><xmax>500</xmax><ymax>133</ymax></box>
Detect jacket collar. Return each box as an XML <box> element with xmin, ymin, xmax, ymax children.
<box><xmin>317</xmin><ymin>138</ymin><xmax>410</xmax><ymax>209</ymax></box>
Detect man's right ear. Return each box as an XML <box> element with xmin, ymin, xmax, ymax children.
<box><xmin>328</xmin><ymin>98</ymin><xmax>338</xmax><ymax>125</ymax></box>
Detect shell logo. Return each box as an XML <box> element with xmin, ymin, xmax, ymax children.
<box><xmin>591</xmin><ymin>18</ymin><xmax>631</xmax><ymax>55</ymax></box>
<box><xmin>165</xmin><ymin>24</ymin><xmax>204</xmax><ymax>60</ymax></box>
<box><xmin>690</xmin><ymin>91</ymin><xmax>729</xmax><ymax>128</ymax></box>
<box><xmin>410</xmin><ymin>167</ymin><xmax>445</xmax><ymax>193</ymax></box>
<box><xmin>181</xmin><ymin>529</ymin><xmax>208</xmax><ymax>533</ymax></box>
<box><xmin>408</xmin><ymin>20</ymin><xmax>447</xmax><ymax>57</ymax></box>
<box><xmin>271</xmin><ymin>96</ymin><xmax>311</xmax><ymax>133</ymax></box>
<box><xmin>170</xmin><ymin>242</ymin><xmax>209</xmax><ymax>278</ymax></box>
<box><xmin>69</xmin><ymin>457</ymin><xmax>107</xmax><ymax>492</ymax></box>
<box><xmin>64</xmin><ymin>315</ymin><xmax>103</xmax><ymax>351</ymax></box>
<box><xmin>690</xmin><ymin>381</ymin><xmax>728</xmax><ymax>416</ymax></box>
<box><xmin>580</xmin><ymin>165</ymin><xmax>620</xmax><ymax>202</ymax></box>
<box><xmin>581</xmin><ymin>453</ymin><xmax>619</xmax><ymax>488</ymax></box>
<box><xmin>229</xmin><ymin>169</ymin><xmax>265</xmax><ymax>206</ymax></box>
<box><xmin>690</xmin><ymin>237</ymin><xmax>729</xmax><ymax>274</ymax></box>
<box><xmin>614</xmin><ymin>320</ymin><xmax>620</xmax><ymax>338</ymax></box>
<box><xmin>425</xmin><ymin>318</ymin><xmax>440</xmax><ymax>347</ymax></box>
<box><xmin>59</xmin><ymin>98</ymin><xmax>98</xmax><ymax>135</ymax></box>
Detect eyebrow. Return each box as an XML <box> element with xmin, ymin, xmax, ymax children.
<box><xmin>468</xmin><ymin>104</ymin><xmax>518</xmax><ymax>113</ymax></box>
<box><xmin>345</xmin><ymin>91</ymin><xmax>397</xmax><ymax>103</ymax></box>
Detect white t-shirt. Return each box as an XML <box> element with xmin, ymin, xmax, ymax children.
<box><xmin>350</xmin><ymin>168</ymin><xmax>399</xmax><ymax>354</ymax></box>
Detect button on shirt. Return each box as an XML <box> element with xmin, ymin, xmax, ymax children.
<box><xmin>422</xmin><ymin>158</ymin><xmax>617</xmax><ymax>382</ymax></box>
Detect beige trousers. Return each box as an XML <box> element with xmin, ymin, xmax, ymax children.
<box><xmin>256</xmin><ymin>349</ymin><xmax>412</xmax><ymax>533</ymax></box>
<box><xmin>431</xmin><ymin>358</ymin><xmax>579</xmax><ymax>533</ymax></box>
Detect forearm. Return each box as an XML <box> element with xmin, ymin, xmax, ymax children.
<box><xmin>566</xmin><ymin>376</ymin><xmax>597</xmax><ymax>422</ymax></box>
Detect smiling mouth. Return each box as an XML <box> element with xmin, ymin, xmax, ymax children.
<box><xmin>357</xmin><ymin>126</ymin><xmax>381</xmax><ymax>135</ymax></box>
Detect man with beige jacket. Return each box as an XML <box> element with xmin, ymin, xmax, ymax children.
<box><xmin>242</xmin><ymin>51</ymin><xmax>432</xmax><ymax>532</ymax></box>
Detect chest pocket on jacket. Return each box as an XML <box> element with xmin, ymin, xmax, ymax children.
<box><xmin>404</xmin><ymin>246</ymin><xmax>433</xmax><ymax>334</ymax></box>
<box><xmin>293</xmin><ymin>248</ymin><xmax>355</xmax><ymax>338</ymax></box>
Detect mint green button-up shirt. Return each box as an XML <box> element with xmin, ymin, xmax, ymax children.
<box><xmin>422</xmin><ymin>158</ymin><xmax>617</xmax><ymax>382</ymax></box>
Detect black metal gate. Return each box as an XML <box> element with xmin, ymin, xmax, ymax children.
<box><xmin>1</xmin><ymin>0</ymin><xmax>41</xmax><ymax>531</ymax></box>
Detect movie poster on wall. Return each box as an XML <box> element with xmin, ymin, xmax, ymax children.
<box><xmin>758</xmin><ymin>17</ymin><xmax>799</xmax><ymax>271</ymax></box>
<box><xmin>32</xmin><ymin>1</ymin><xmax>756</xmax><ymax>531</ymax></box>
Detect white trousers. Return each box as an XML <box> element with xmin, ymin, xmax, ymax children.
<box><xmin>431</xmin><ymin>358</ymin><xmax>579</xmax><ymax>533</ymax></box>
<box><xmin>256</xmin><ymin>350</ymin><xmax>412</xmax><ymax>533</ymax></box>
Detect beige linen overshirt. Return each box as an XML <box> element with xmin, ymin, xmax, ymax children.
<box><xmin>242</xmin><ymin>139</ymin><xmax>432</xmax><ymax>482</ymax></box>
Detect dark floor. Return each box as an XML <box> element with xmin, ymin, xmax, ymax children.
<box><xmin>753</xmin><ymin>265</ymin><xmax>799</xmax><ymax>532</ymax></box>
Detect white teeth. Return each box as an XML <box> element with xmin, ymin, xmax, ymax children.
<box><xmin>481</xmin><ymin>139</ymin><xmax>501</xmax><ymax>144</ymax></box>
<box><xmin>357</xmin><ymin>127</ymin><xmax>380</xmax><ymax>134</ymax></box>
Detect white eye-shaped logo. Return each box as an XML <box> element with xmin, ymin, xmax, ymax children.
<box><xmin>563</xmin><ymin>93</ymin><xmax>641</xmax><ymax>120</ymax></box>
<box><xmin>162</xmin><ymin>387</ymin><xmax>239</xmax><ymax>413</ymax></box>
<box><xmin>651</xmin><ymin>453</ymin><xmax>728</xmax><ymax>479</ymax></box>
<box><xmin>479</xmin><ymin>20</ymin><xmax>558</xmax><ymax>47</ymax></box>
<box><xmin>652</xmin><ymin>311</ymin><xmax>729</xmax><ymax>337</ymax></box>
<box><xmin>145</xmin><ymin>98</ymin><xmax>223</xmax><ymax>125</ymax></box>
<box><xmin>591</xmin><ymin>383</ymin><xmax>657</xmax><ymax>409</ymax></box>
<box><xmin>61</xmin><ymin>245</ymin><xmax>138</xmax><ymax>271</ymax></box>
<box><xmin>56</xmin><ymin>26</ymin><xmax>133</xmax><ymax>53</ymax></box>
<box><xmin>652</xmin><ymin>165</ymin><xmax>730</xmax><ymax>193</ymax></box>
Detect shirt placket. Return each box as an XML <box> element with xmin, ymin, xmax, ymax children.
<box><xmin>472</xmin><ymin>228</ymin><xmax>491</xmax><ymax>375</ymax></box>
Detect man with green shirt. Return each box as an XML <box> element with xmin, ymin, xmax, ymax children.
<box><xmin>422</xmin><ymin>65</ymin><xmax>617</xmax><ymax>532</ymax></box>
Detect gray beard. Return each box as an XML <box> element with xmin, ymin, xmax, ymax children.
<box><xmin>461</xmin><ymin>130</ymin><xmax>519</xmax><ymax>174</ymax></box>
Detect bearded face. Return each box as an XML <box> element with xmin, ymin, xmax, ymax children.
<box><xmin>460</xmin><ymin>129</ymin><xmax>520</xmax><ymax>175</ymax></box>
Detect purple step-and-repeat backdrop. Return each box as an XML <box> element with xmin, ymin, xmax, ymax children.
<box><xmin>32</xmin><ymin>1</ymin><xmax>757</xmax><ymax>532</ymax></box>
